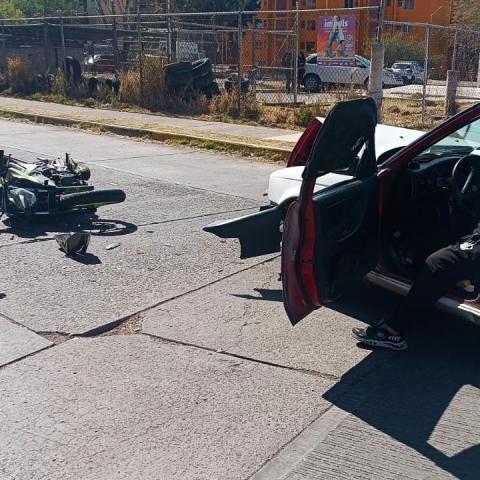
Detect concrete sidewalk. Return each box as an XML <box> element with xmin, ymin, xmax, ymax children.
<box><xmin>0</xmin><ymin>97</ymin><xmax>302</xmax><ymax>158</ymax></box>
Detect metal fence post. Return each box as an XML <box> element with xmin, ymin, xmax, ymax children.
<box><xmin>252</xmin><ymin>14</ymin><xmax>257</xmax><ymax>97</ymax></box>
<box><xmin>111</xmin><ymin>0</ymin><xmax>120</xmax><ymax>71</ymax></box>
<box><xmin>368</xmin><ymin>1</ymin><xmax>385</xmax><ymax>120</ymax></box>
<box><xmin>422</xmin><ymin>26</ymin><xmax>430</xmax><ymax>125</ymax></box>
<box><xmin>1</xmin><ymin>21</ymin><xmax>6</xmax><ymax>71</ymax></box>
<box><xmin>43</xmin><ymin>21</ymin><xmax>50</xmax><ymax>73</ymax></box>
<box><xmin>60</xmin><ymin>16</ymin><xmax>67</xmax><ymax>92</ymax></box>
<box><xmin>167</xmin><ymin>0</ymin><xmax>172</xmax><ymax>62</ymax></box>
<box><xmin>293</xmin><ymin>1</ymin><xmax>299</xmax><ymax>104</ymax></box>
<box><xmin>237</xmin><ymin>11</ymin><xmax>243</xmax><ymax>114</ymax></box>
<box><xmin>445</xmin><ymin>70</ymin><xmax>459</xmax><ymax>117</ymax></box>
<box><xmin>137</xmin><ymin>13</ymin><xmax>144</xmax><ymax>105</ymax></box>
<box><xmin>452</xmin><ymin>29</ymin><xmax>458</xmax><ymax>71</ymax></box>
<box><xmin>477</xmin><ymin>51</ymin><xmax>480</xmax><ymax>89</ymax></box>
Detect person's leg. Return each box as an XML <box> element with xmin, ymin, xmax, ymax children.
<box><xmin>353</xmin><ymin>244</ymin><xmax>475</xmax><ymax>350</ymax></box>
<box><xmin>385</xmin><ymin>245</ymin><xmax>473</xmax><ymax>335</ymax></box>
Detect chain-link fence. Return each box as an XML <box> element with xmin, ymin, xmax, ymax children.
<box><xmin>383</xmin><ymin>21</ymin><xmax>480</xmax><ymax>127</ymax></box>
<box><xmin>0</xmin><ymin>8</ymin><xmax>479</xmax><ymax>128</ymax></box>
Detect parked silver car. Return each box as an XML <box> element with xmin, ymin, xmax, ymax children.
<box><xmin>390</xmin><ymin>61</ymin><xmax>425</xmax><ymax>85</ymax></box>
<box><xmin>302</xmin><ymin>54</ymin><xmax>403</xmax><ymax>92</ymax></box>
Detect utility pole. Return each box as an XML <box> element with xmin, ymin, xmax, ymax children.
<box><xmin>368</xmin><ymin>0</ymin><xmax>385</xmax><ymax>120</ymax></box>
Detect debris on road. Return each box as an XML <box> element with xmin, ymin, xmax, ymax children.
<box><xmin>106</xmin><ymin>242</ymin><xmax>121</xmax><ymax>251</ymax></box>
<box><xmin>55</xmin><ymin>232</ymin><xmax>91</xmax><ymax>255</ymax></box>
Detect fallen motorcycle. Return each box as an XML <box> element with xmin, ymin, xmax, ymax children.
<box><xmin>0</xmin><ymin>150</ymin><xmax>126</xmax><ymax>218</ymax></box>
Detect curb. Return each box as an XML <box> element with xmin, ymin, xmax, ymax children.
<box><xmin>0</xmin><ymin>108</ymin><xmax>292</xmax><ymax>161</ymax></box>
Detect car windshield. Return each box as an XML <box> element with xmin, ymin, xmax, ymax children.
<box><xmin>393</xmin><ymin>63</ymin><xmax>411</xmax><ymax>69</ymax></box>
<box><xmin>418</xmin><ymin>117</ymin><xmax>480</xmax><ymax>158</ymax></box>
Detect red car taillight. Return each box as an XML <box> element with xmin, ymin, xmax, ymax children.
<box><xmin>287</xmin><ymin>117</ymin><xmax>323</xmax><ymax>168</ymax></box>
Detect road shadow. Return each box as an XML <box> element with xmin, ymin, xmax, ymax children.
<box><xmin>321</xmin><ymin>287</ymin><xmax>480</xmax><ymax>479</ymax></box>
<box><xmin>1</xmin><ymin>214</ymin><xmax>137</xmax><ymax>240</ymax></box>
<box><xmin>232</xmin><ymin>288</ymin><xmax>283</xmax><ymax>302</ymax></box>
<box><xmin>65</xmin><ymin>252</ymin><xmax>102</xmax><ymax>265</ymax></box>
<box><xmin>230</xmin><ymin>280</ymin><xmax>480</xmax><ymax>478</ymax></box>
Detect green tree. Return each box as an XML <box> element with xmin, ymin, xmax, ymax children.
<box><xmin>0</xmin><ymin>0</ymin><xmax>77</xmax><ymax>18</ymax></box>
<box><xmin>0</xmin><ymin>1</ymin><xmax>23</xmax><ymax>18</ymax></box>
<box><xmin>173</xmin><ymin>0</ymin><xmax>259</xmax><ymax>13</ymax></box>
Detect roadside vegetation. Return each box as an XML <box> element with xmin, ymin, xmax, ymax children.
<box><xmin>2</xmin><ymin>55</ymin><xmax>457</xmax><ymax>135</ymax></box>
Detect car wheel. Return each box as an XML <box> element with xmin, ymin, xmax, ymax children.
<box><xmin>411</xmin><ymin>76</ymin><xmax>416</xmax><ymax>85</ymax></box>
<box><xmin>402</xmin><ymin>76</ymin><xmax>408</xmax><ymax>86</ymax></box>
<box><xmin>193</xmin><ymin>70</ymin><xmax>215</xmax><ymax>89</ymax></box>
<box><xmin>192</xmin><ymin>58</ymin><xmax>212</xmax><ymax>78</ymax></box>
<box><xmin>304</xmin><ymin>75</ymin><xmax>321</xmax><ymax>93</ymax></box>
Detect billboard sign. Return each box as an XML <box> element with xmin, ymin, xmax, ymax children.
<box><xmin>316</xmin><ymin>15</ymin><xmax>356</xmax><ymax>66</ymax></box>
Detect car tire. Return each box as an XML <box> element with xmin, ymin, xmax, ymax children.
<box><xmin>304</xmin><ymin>74</ymin><xmax>321</xmax><ymax>93</ymax></box>
<box><xmin>201</xmin><ymin>81</ymin><xmax>220</xmax><ymax>99</ymax></box>
<box><xmin>411</xmin><ymin>76</ymin><xmax>416</xmax><ymax>85</ymax></box>
<box><xmin>192</xmin><ymin>58</ymin><xmax>212</xmax><ymax>77</ymax></box>
<box><xmin>164</xmin><ymin>62</ymin><xmax>192</xmax><ymax>76</ymax></box>
<box><xmin>193</xmin><ymin>70</ymin><xmax>215</xmax><ymax>89</ymax></box>
<box><xmin>166</xmin><ymin>70</ymin><xmax>193</xmax><ymax>87</ymax></box>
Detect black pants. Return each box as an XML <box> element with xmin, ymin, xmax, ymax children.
<box><xmin>386</xmin><ymin>244</ymin><xmax>479</xmax><ymax>335</ymax></box>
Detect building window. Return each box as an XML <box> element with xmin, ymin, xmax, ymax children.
<box><xmin>345</xmin><ymin>0</ymin><xmax>355</xmax><ymax>7</ymax></box>
<box><xmin>386</xmin><ymin>0</ymin><xmax>391</xmax><ymax>5</ymax></box>
<box><xmin>397</xmin><ymin>0</ymin><xmax>403</xmax><ymax>6</ymax></box>
<box><xmin>306</xmin><ymin>0</ymin><xmax>315</xmax><ymax>7</ymax></box>
<box><xmin>404</xmin><ymin>0</ymin><xmax>414</xmax><ymax>9</ymax></box>
<box><xmin>306</xmin><ymin>41</ymin><xmax>316</xmax><ymax>53</ymax></box>
<box><xmin>402</xmin><ymin>24</ymin><xmax>412</xmax><ymax>32</ymax></box>
<box><xmin>306</xmin><ymin>20</ymin><xmax>316</xmax><ymax>31</ymax></box>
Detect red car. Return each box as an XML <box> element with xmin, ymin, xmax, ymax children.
<box><xmin>206</xmin><ymin>98</ymin><xmax>480</xmax><ymax>326</ymax></box>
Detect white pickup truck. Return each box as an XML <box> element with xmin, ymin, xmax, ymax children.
<box><xmin>302</xmin><ymin>54</ymin><xmax>403</xmax><ymax>92</ymax></box>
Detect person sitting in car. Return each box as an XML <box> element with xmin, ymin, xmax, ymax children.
<box><xmin>353</xmin><ymin>225</ymin><xmax>480</xmax><ymax>351</ymax></box>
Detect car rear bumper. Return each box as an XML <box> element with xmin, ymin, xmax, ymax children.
<box><xmin>366</xmin><ymin>270</ymin><xmax>480</xmax><ymax>327</ymax></box>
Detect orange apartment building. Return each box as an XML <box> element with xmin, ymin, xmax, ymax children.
<box><xmin>243</xmin><ymin>0</ymin><xmax>453</xmax><ymax>68</ymax></box>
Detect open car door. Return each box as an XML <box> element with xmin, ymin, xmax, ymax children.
<box><xmin>283</xmin><ymin>97</ymin><xmax>379</xmax><ymax>325</ymax></box>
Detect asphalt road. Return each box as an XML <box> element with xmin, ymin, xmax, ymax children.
<box><xmin>1</xmin><ymin>119</ymin><xmax>479</xmax><ymax>480</ymax></box>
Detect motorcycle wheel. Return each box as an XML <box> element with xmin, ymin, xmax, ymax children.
<box><xmin>57</xmin><ymin>189</ymin><xmax>126</xmax><ymax>211</ymax></box>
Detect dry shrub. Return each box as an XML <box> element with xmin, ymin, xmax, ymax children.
<box><xmin>243</xmin><ymin>94</ymin><xmax>262</xmax><ymax>121</ymax></box>
<box><xmin>119</xmin><ymin>69</ymin><xmax>141</xmax><ymax>105</ymax></box>
<box><xmin>260</xmin><ymin>106</ymin><xmax>290</xmax><ymax>125</ymax></box>
<box><xmin>387</xmin><ymin>105</ymin><xmax>401</xmax><ymax>114</ymax></box>
<box><xmin>51</xmin><ymin>71</ymin><xmax>66</xmax><ymax>96</ymax></box>
<box><xmin>119</xmin><ymin>56</ymin><xmax>208</xmax><ymax>115</ymax></box>
<box><xmin>7</xmin><ymin>56</ymin><xmax>34</xmax><ymax>94</ymax></box>
<box><xmin>140</xmin><ymin>56</ymin><xmax>167</xmax><ymax>109</ymax></box>
<box><xmin>209</xmin><ymin>91</ymin><xmax>241</xmax><ymax>118</ymax></box>
<box><xmin>293</xmin><ymin>101</ymin><xmax>331</xmax><ymax>127</ymax></box>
